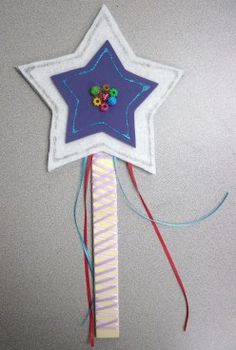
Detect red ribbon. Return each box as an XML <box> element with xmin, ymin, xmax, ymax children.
<box><xmin>127</xmin><ymin>162</ymin><xmax>189</xmax><ymax>331</ymax></box>
<box><xmin>83</xmin><ymin>155</ymin><xmax>95</xmax><ymax>346</ymax></box>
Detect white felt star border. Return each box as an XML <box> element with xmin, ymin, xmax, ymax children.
<box><xmin>18</xmin><ymin>5</ymin><xmax>183</xmax><ymax>173</ymax></box>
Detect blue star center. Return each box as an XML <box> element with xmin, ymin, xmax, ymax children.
<box><xmin>51</xmin><ymin>41</ymin><xmax>158</xmax><ymax>147</ymax></box>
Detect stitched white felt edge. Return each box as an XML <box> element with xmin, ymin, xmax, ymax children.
<box><xmin>18</xmin><ymin>5</ymin><xmax>183</xmax><ymax>174</ymax></box>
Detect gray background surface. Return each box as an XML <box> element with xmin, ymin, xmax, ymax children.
<box><xmin>1</xmin><ymin>1</ymin><xmax>236</xmax><ymax>349</ymax></box>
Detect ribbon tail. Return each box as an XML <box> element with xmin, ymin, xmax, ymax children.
<box><xmin>73</xmin><ymin>157</ymin><xmax>94</xmax><ymax>274</ymax></box>
<box><xmin>73</xmin><ymin>157</ymin><xmax>95</xmax><ymax>331</ymax></box>
<box><xmin>83</xmin><ymin>155</ymin><xmax>95</xmax><ymax>346</ymax></box>
<box><xmin>113</xmin><ymin>156</ymin><xmax>228</xmax><ymax>228</ymax></box>
<box><xmin>126</xmin><ymin>162</ymin><xmax>189</xmax><ymax>331</ymax></box>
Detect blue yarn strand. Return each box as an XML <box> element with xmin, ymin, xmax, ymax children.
<box><xmin>73</xmin><ymin>157</ymin><xmax>94</xmax><ymax>274</ymax></box>
<box><xmin>73</xmin><ymin>157</ymin><xmax>94</xmax><ymax>327</ymax></box>
<box><xmin>113</xmin><ymin>156</ymin><xmax>228</xmax><ymax>228</ymax></box>
<box><xmin>80</xmin><ymin>302</ymin><xmax>94</xmax><ymax>327</ymax></box>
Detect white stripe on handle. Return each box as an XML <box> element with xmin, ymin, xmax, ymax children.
<box><xmin>92</xmin><ymin>152</ymin><xmax>119</xmax><ymax>338</ymax></box>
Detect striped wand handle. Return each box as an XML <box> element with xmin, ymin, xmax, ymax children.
<box><xmin>92</xmin><ymin>152</ymin><xmax>119</xmax><ymax>338</ymax></box>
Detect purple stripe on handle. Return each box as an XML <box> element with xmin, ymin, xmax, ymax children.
<box><xmin>95</xmin><ymin>266</ymin><xmax>117</xmax><ymax>277</ymax></box>
<box><xmin>95</xmin><ymin>244</ymin><xmax>117</xmax><ymax>256</ymax></box>
<box><xmin>93</xmin><ymin>168</ymin><xmax>114</xmax><ymax>178</ymax></box>
<box><xmin>93</xmin><ymin>178</ymin><xmax>115</xmax><ymax>190</ymax></box>
<box><xmin>96</xmin><ymin>285</ymin><xmax>117</xmax><ymax>294</ymax></box>
<box><xmin>94</xmin><ymin>200</ymin><xmax>116</xmax><ymax>212</ymax></box>
<box><xmin>94</xmin><ymin>224</ymin><xmax>116</xmax><ymax>236</ymax></box>
<box><xmin>96</xmin><ymin>276</ymin><xmax>116</xmax><ymax>285</ymax></box>
<box><xmin>94</xmin><ymin>232</ymin><xmax>117</xmax><ymax>239</ymax></box>
<box><xmin>93</xmin><ymin>174</ymin><xmax>115</xmax><ymax>185</ymax></box>
<box><xmin>94</xmin><ymin>234</ymin><xmax>116</xmax><ymax>248</ymax></box>
<box><xmin>96</xmin><ymin>318</ymin><xmax>119</xmax><ymax>328</ymax></box>
<box><xmin>93</xmin><ymin>189</ymin><xmax>115</xmax><ymax>203</ymax></box>
<box><xmin>93</xmin><ymin>161</ymin><xmax>114</xmax><ymax>172</ymax></box>
<box><xmin>96</xmin><ymin>302</ymin><xmax>118</xmax><ymax>311</ymax></box>
<box><xmin>97</xmin><ymin>326</ymin><xmax>118</xmax><ymax>330</ymax></box>
<box><xmin>96</xmin><ymin>295</ymin><xmax>118</xmax><ymax>303</ymax></box>
<box><xmin>95</xmin><ymin>256</ymin><xmax>116</xmax><ymax>267</ymax></box>
<box><xmin>94</xmin><ymin>213</ymin><xmax>114</xmax><ymax>225</ymax></box>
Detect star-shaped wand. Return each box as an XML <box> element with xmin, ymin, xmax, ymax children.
<box><xmin>18</xmin><ymin>5</ymin><xmax>228</xmax><ymax>347</ymax></box>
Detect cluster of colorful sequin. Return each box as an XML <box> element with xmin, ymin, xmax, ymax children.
<box><xmin>90</xmin><ymin>84</ymin><xmax>119</xmax><ymax>112</ymax></box>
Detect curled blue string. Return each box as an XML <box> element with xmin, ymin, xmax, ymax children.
<box><xmin>73</xmin><ymin>157</ymin><xmax>94</xmax><ymax>274</ymax></box>
<box><xmin>113</xmin><ymin>157</ymin><xmax>228</xmax><ymax>228</ymax></box>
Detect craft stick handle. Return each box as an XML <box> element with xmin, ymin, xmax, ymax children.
<box><xmin>92</xmin><ymin>152</ymin><xmax>119</xmax><ymax>338</ymax></box>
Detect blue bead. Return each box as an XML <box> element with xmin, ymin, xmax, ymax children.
<box><xmin>108</xmin><ymin>96</ymin><xmax>117</xmax><ymax>106</ymax></box>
